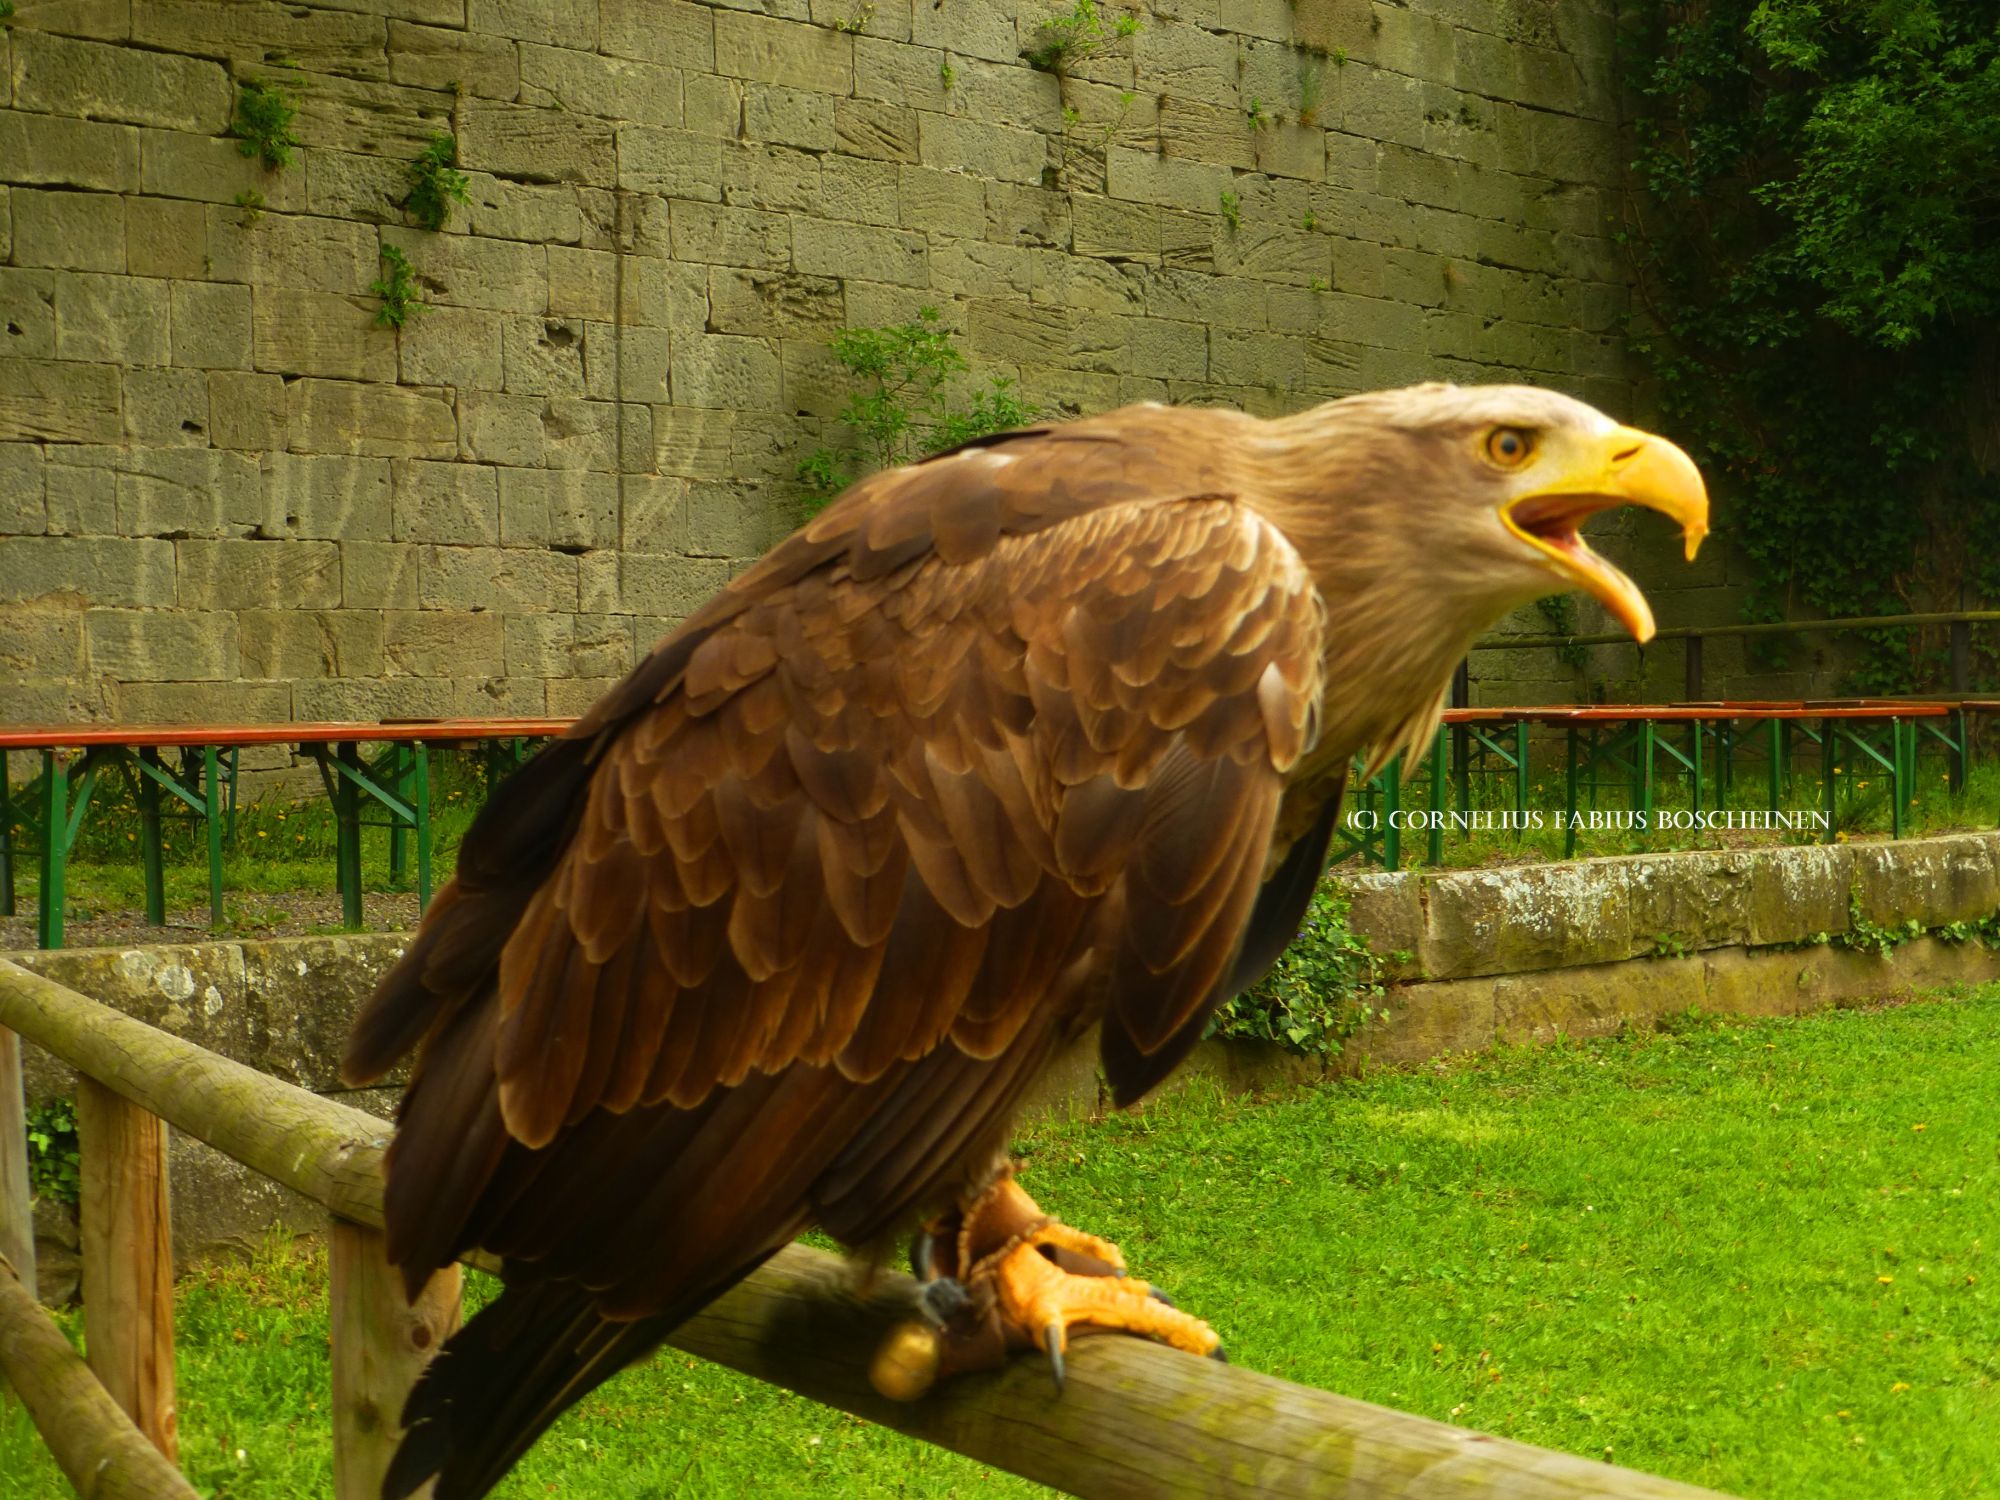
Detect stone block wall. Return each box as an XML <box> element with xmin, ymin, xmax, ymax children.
<box><xmin>2</xmin><ymin>0</ymin><xmax>1644</xmax><ymax>760</ymax></box>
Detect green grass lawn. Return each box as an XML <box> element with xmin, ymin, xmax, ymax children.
<box><xmin>5</xmin><ymin>988</ymin><xmax>1997</xmax><ymax>1499</ymax></box>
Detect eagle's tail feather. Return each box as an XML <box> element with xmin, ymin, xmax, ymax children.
<box><xmin>382</xmin><ymin>1279</ymin><xmax>672</xmax><ymax>1500</ymax></box>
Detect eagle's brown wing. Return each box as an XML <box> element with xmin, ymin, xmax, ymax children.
<box><xmin>343</xmin><ymin>420</ymin><xmax>1330</xmax><ymax>1500</ymax></box>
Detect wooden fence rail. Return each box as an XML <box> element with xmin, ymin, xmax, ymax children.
<box><xmin>0</xmin><ymin>1253</ymin><xmax>198</xmax><ymax>1500</ymax></box>
<box><xmin>0</xmin><ymin>957</ymin><xmax>1731</xmax><ymax>1499</ymax></box>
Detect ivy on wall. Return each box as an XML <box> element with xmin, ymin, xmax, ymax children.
<box><xmin>1622</xmin><ymin>1</ymin><xmax>2000</xmax><ymax>691</ymax></box>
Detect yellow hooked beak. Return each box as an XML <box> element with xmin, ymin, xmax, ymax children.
<box><xmin>1499</xmin><ymin>425</ymin><xmax>1709</xmax><ymax>645</ymax></box>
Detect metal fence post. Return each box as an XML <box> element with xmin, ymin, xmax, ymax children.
<box><xmin>36</xmin><ymin>751</ymin><xmax>66</xmax><ymax>951</ymax></box>
<box><xmin>137</xmin><ymin>749</ymin><xmax>166</xmax><ymax>927</ymax></box>
<box><xmin>202</xmin><ymin>746</ymin><xmax>224</xmax><ymax>931</ymax></box>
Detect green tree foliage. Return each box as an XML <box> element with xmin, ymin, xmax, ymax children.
<box><xmin>1625</xmin><ymin>1</ymin><xmax>2000</xmax><ymax>690</ymax></box>
<box><xmin>795</xmin><ymin>308</ymin><xmax>1034</xmax><ymax>510</ymax></box>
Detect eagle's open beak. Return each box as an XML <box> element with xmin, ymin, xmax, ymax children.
<box><xmin>1500</xmin><ymin>426</ymin><xmax>1709</xmax><ymax>645</ymax></box>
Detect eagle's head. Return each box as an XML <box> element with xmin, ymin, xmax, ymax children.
<box><xmin>1271</xmin><ymin>382</ymin><xmax>1709</xmax><ymax>644</ymax></box>
<box><xmin>1255</xmin><ymin>382</ymin><xmax>1711</xmax><ymax>771</ymax></box>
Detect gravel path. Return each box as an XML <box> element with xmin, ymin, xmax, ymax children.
<box><xmin>0</xmin><ymin>889</ymin><xmax>421</xmax><ymax>953</ymax></box>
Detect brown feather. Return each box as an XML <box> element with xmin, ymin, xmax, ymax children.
<box><xmin>839</xmin><ymin>871</ymin><xmax>989</xmax><ymax>1080</ymax></box>
<box><xmin>564</xmin><ymin>935</ymin><xmax>635</xmax><ymax>1127</ymax></box>
<box><xmin>648</xmin><ymin>895</ymin><xmax>729</xmax><ymax>989</ymax></box>
<box><xmin>1053</xmin><ymin>768</ymin><xmax>1149</xmax><ymax>875</ymax></box>
<box><xmin>816</xmin><ymin>811</ymin><xmax>907</xmax><ymax>947</ymax></box>
<box><xmin>724</xmin><ymin>811</ymin><xmax>820</xmax><ymax>982</ymax></box>
<box><xmin>564</xmin><ymin>841</ymin><xmax>648</xmax><ymax>964</ymax></box>
<box><xmin>599</xmin><ymin>925</ymin><xmax>673</xmax><ymax>1115</ymax></box>
<box><xmin>711</xmin><ymin>774</ymin><xmax>802</xmax><ymax>899</ymax></box>
<box><xmin>785</xmin><ymin>725</ymin><xmax>888</xmax><ymax>822</ymax></box>
<box><xmin>676</xmin><ymin>955</ymin><xmax>754</xmax><ymax>1103</ymax></box>
<box><xmin>494</xmin><ymin>927</ymin><xmax>598</xmax><ymax>1149</ymax></box>
<box><xmin>794</xmin><ymin>919</ymin><xmax>891</xmax><ymax>1064</ymax></box>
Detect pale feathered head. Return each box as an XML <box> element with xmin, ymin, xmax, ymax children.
<box><xmin>1263</xmin><ymin>382</ymin><xmax>1708</xmax><ymax>644</ymax></box>
<box><xmin>1251</xmin><ymin>382</ymin><xmax>1710</xmax><ymax>774</ymax></box>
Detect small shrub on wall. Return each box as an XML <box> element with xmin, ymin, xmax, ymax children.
<box><xmin>1209</xmin><ymin>881</ymin><xmax>1390</xmax><ymax>1058</ymax></box>
<box><xmin>232</xmin><ymin>78</ymin><xmax>299</xmax><ymax>169</ymax></box>
<box><xmin>795</xmin><ymin>308</ymin><xmax>1034</xmax><ymax>511</ymax></box>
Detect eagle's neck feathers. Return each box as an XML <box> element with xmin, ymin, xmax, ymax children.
<box><xmin>1238</xmin><ymin>404</ymin><xmax>1502</xmax><ymax>783</ymax></box>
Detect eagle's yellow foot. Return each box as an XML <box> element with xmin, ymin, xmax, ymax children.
<box><xmin>988</xmin><ymin>1224</ymin><xmax>1220</xmax><ymax>1389</ymax></box>
<box><xmin>870</xmin><ymin>1170</ymin><xmax>1219</xmax><ymax>1400</ymax></box>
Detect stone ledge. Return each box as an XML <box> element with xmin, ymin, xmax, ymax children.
<box><xmin>9</xmin><ymin>932</ymin><xmax>412</xmax><ymax>1296</ymax></box>
<box><xmin>1356</xmin><ymin>934</ymin><xmax>2000</xmax><ymax>1070</ymax></box>
<box><xmin>1028</xmin><ymin>933</ymin><xmax>2000</xmax><ymax>1120</ymax></box>
<box><xmin>1342</xmin><ymin>833</ymin><xmax>2000</xmax><ymax>981</ymax></box>
<box><xmin>10</xmin><ymin>931</ymin><xmax>410</xmax><ymax>1103</ymax></box>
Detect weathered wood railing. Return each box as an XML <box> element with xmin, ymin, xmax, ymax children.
<box><xmin>0</xmin><ymin>957</ymin><xmax>1732</xmax><ymax>1499</ymax></box>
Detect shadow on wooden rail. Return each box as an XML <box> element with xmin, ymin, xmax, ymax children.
<box><xmin>0</xmin><ymin>957</ymin><xmax>1733</xmax><ymax>1500</ymax></box>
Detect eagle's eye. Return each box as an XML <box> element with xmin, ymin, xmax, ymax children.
<box><xmin>1485</xmin><ymin>427</ymin><xmax>1534</xmax><ymax>467</ymax></box>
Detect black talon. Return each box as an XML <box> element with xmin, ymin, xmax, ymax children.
<box><xmin>1044</xmin><ymin>1321</ymin><xmax>1066</xmax><ymax>1394</ymax></box>
<box><xmin>917</xmin><ymin>1275</ymin><xmax>972</xmax><ymax>1327</ymax></box>
<box><xmin>1208</xmin><ymin>1346</ymin><xmax>1229</xmax><ymax>1364</ymax></box>
<box><xmin>908</xmin><ymin>1230</ymin><xmax>934</xmax><ymax>1280</ymax></box>
<box><xmin>1148</xmin><ymin>1287</ymin><xmax>1177</xmax><ymax>1308</ymax></box>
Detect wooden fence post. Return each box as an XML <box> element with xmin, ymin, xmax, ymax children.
<box><xmin>330</xmin><ymin>1218</ymin><xmax>461</xmax><ymax>1500</ymax></box>
<box><xmin>76</xmin><ymin>1076</ymin><xmax>177</xmax><ymax>1463</ymax></box>
<box><xmin>0</xmin><ymin>1026</ymin><xmax>35</xmax><ymax>1301</ymax></box>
